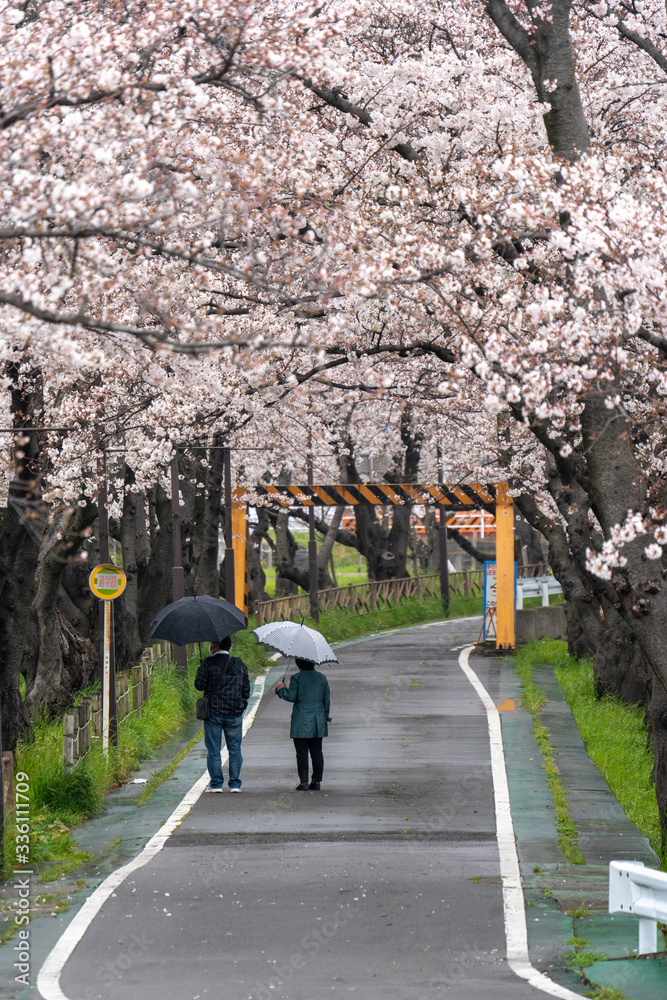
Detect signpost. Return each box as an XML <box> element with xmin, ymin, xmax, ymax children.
<box><xmin>89</xmin><ymin>564</ymin><xmax>126</xmax><ymax>752</ymax></box>
<box><xmin>482</xmin><ymin>561</ymin><xmax>498</xmax><ymax>641</ymax></box>
<box><xmin>476</xmin><ymin>560</ymin><xmax>516</xmax><ymax>648</ymax></box>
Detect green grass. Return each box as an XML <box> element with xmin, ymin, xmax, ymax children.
<box><xmin>515</xmin><ymin>640</ymin><xmax>585</xmax><ymax>865</ymax></box>
<box><xmin>135</xmin><ymin>729</ymin><xmax>204</xmax><ymax>806</ymax></box>
<box><xmin>563</xmin><ymin>934</ymin><xmax>608</xmax><ymax>968</ymax></box>
<box><xmin>554</xmin><ymin>649</ymin><xmax>662</xmax><ymax>862</ymax></box>
<box><xmin>2</xmin><ymin>659</ymin><xmax>212</xmax><ymax>882</ymax></box>
<box><xmin>566</xmin><ymin>903</ymin><xmax>594</xmax><ymax>918</ymax></box>
<box><xmin>228</xmin><ymin>629</ymin><xmax>272</xmax><ymax>677</ymax></box>
<box><xmin>585</xmin><ymin>988</ymin><xmax>629</xmax><ymax>1000</ymax></box>
<box><xmin>294</xmin><ymin>593</ymin><xmax>482</xmax><ymax>646</ymax></box>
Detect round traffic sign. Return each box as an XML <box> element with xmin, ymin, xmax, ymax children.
<box><xmin>89</xmin><ymin>564</ymin><xmax>126</xmax><ymax>600</ymax></box>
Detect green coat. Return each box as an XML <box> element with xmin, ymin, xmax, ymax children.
<box><xmin>276</xmin><ymin>668</ymin><xmax>331</xmax><ymax>738</ymax></box>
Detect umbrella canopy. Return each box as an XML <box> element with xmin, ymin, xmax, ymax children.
<box><xmin>151</xmin><ymin>596</ymin><xmax>246</xmax><ymax>645</ymax></box>
<box><xmin>252</xmin><ymin>620</ymin><xmax>338</xmax><ymax>664</ymax></box>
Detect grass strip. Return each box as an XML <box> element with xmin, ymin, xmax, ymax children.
<box><xmin>515</xmin><ymin>640</ymin><xmax>585</xmax><ymax>865</ymax></box>
<box><xmin>554</xmin><ymin>649</ymin><xmax>661</xmax><ymax>862</ymax></box>
<box><xmin>584</xmin><ymin>988</ymin><xmax>628</xmax><ymax>1000</ymax></box>
<box><xmin>290</xmin><ymin>593</ymin><xmax>482</xmax><ymax>646</ymax></box>
<box><xmin>2</xmin><ymin>660</ymin><xmax>211</xmax><ymax>882</ymax></box>
<box><xmin>135</xmin><ymin>730</ymin><xmax>204</xmax><ymax>807</ymax></box>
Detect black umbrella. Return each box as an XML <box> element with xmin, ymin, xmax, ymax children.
<box><xmin>150</xmin><ymin>596</ymin><xmax>246</xmax><ymax>646</ymax></box>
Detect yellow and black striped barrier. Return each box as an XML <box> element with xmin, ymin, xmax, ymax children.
<box><xmin>230</xmin><ymin>481</ymin><xmax>515</xmax><ymax>649</ymax></box>
<box><xmin>249</xmin><ymin>482</ymin><xmax>496</xmax><ymax>510</ymax></box>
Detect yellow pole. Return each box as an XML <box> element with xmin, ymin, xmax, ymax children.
<box><xmin>102</xmin><ymin>599</ymin><xmax>111</xmax><ymax>752</ymax></box>
<box><xmin>231</xmin><ymin>488</ymin><xmax>248</xmax><ymax>619</ymax></box>
<box><xmin>495</xmin><ymin>483</ymin><xmax>515</xmax><ymax>649</ymax></box>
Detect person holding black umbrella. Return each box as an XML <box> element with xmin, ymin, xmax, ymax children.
<box><xmin>195</xmin><ymin>637</ymin><xmax>250</xmax><ymax>792</ymax></box>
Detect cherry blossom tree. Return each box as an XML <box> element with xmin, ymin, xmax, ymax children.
<box><xmin>6</xmin><ymin>0</ymin><xmax>667</xmax><ymax>839</ymax></box>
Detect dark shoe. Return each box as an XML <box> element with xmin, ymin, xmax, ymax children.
<box><xmin>295</xmin><ymin>782</ymin><xmax>309</xmax><ymax>791</ymax></box>
<box><xmin>309</xmin><ymin>781</ymin><xmax>321</xmax><ymax>790</ymax></box>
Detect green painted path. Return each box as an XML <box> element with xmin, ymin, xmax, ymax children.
<box><xmin>500</xmin><ymin>660</ymin><xmax>666</xmax><ymax>1000</ymax></box>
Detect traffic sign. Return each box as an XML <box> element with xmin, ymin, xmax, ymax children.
<box><xmin>88</xmin><ymin>564</ymin><xmax>126</xmax><ymax>600</ymax></box>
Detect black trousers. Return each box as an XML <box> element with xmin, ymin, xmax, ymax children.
<box><xmin>293</xmin><ymin>737</ymin><xmax>324</xmax><ymax>783</ymax></box>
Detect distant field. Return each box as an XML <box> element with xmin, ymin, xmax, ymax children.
<box><xmin>261</xmin><ymin>531</ymin><xmax>368</xmax><ymax>597</ymax></box>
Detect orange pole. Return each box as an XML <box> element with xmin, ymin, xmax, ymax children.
<box><xmin>495</xmin><ymin>483</ymin><xmax>515</xmax><ymax>649</ymax></box>
<box><xmin>231</xmin><ymin>488</ymin><xmax>248</xmax><ymax>619</ymax></box>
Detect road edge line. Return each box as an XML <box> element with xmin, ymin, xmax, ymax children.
<box><xmin>36</xmin><ymin>672</ymin><xmax>268</xmax><ymax>1000</ymax></box>
<box><xmin>458</xmin><ymin>646</ymin><xmax>583</xmax><ymax>1000</ymax></box>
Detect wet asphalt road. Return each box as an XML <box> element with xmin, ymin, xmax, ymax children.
<box><xmin>52</xmin><ymin>619</ymin><xmax>561</xmax><ymax>1000</ymax></box>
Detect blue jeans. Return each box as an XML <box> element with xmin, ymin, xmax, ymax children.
<box><xmin>203</xmin><ymin>715</ymin><xmax>243</xmax><ymax>789</ymax></box>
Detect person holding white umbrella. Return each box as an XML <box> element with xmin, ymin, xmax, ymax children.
<box><xmin>276</xmin><ymin>658</ymin><xmax>332</xmax><ymax>790</ymax></box>
<box><xmin>253</xmin><ymin>621</ymin><xmax>336</xmax><ymax>791</ymax></box>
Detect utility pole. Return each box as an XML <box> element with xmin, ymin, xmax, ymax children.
<box><xmin>0</xmin><ymin>691</ymin><xmax>4</xmax><ymax>874</ymax></box>
<box><xmin>224</xmin><ymin>447</ymin><xmax>235</xmax><ymax>605</ymax></box>
<box><xmin>171</xmin><ymin>455</ymin><xmax>187</xmax><ymax>672</ymax></box>
<box><xmin>97</xmin><ymin>450</ymin><xmax>118</xmax><ymax>746</ymax></box>
<box><xmin>307</xmin><ymin>433</ymin><xmax>319</xmax><ymax>622</ymax></box>
<box><xmin>437</xmin><ymin>447</ymin><xmax>450</xmax><ymax>616</ymax></box>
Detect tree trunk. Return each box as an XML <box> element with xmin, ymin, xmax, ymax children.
<box><xmin>0</xmin><ymin>513</ymin><xmax>38</xmax><ymax>750</ymax></box>
<box><xmin>134</xmin><ymin>483</ymin><xmax>177</xmax><ymax>649</ymax></box>
<box><xmin>317</xmin><ymin>507</ymin><xmax>344</xmax><ymax>587</ymax></box>
<box><xmin>648</xmin><ymin>677</ymin><xmax>667</xmax><ymax>860</ymax></box>
<box><xmin>593</xmin><ymin>601</ymin><xmax>652</xmax><ymax>707</ymax></box>
<box><xmin>115</xmin><ymin>467</ymin><xmax>144</xmax><ymax>670</ymax></box>
<box><xmin>248</xmin><ymin>508</ymin><xmax>271</xmax><ymax>607</ymax></box>
<box><xmin>274</xmin><ymin>510</ymin><xmax>299</xmax><ymax>596</ymax></box>
<box><xmin>0</xmin><ymin>355</ymin><xmax>45</xmax><ymax>747</ymax></box>
<box><xmin>515</xmin><ymin>512</ymin><xmax>546</xmax><ymax>567</ymax></box>
<box><xmin>190</xmin><ymin>439</ymin><xmax>225</xmax><ymax>597</ymax></box>
<box><xmin>274</xmin><ymin>507</ymin><xmax>343</xmax><ymax>593</ymax></box>
<box><xmin>580</xmin><ymin>392</ymin><xmax>667</xmax><ymax>697</ymax></box>
<box><xmin>485</xmin><ymin>0</ymin><xmax>590</xmax><ymax>160</ymax></box>
<box><xmin>447</xmin><ymin>527</ymin><xmax>487</xmax><ymax>565</ymax></box>
<box><xmin>339</xmin><ymin>405</ymin><xmax>423</xmax><ymax>581</ymax></box>
<box><xmin>514</xmin><ymin>491</ymin><xmax>604</xmax><ymax>657</ymax></box>
<box><xmin>26</xmin><ymin>502</ymin><xmax>98</xmax><ymax>715</ymax></box>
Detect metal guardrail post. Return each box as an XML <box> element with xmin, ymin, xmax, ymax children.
<box><xmin>609</xmin><ymin>860</ymin><xmax>667</xmax><ymax>954</ymax></box>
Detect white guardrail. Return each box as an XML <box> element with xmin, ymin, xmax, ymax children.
<box><xmin>609</xmin><ymin>860</ymin><xmax>667</xmax><ymax>954</ymax></box>
<box><xmin>516</xmin><ymin>575</ymin><xmax>563</xmax><ymax>610</ymax></box>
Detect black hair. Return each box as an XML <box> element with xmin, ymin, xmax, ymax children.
<box><xmin>295</xmin><ymin>657</ymin><xmax>315</xmax><ymax>670</ymax></box>
<box><xmin>218</xmin><ymin>636</ymin><xmax>232</xmax><ymax>651</ymax></box>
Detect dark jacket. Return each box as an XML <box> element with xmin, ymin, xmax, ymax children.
<box><xmin>195</xmin><ymin>652</ymin><xmax>250</xmax><ymax>718</ymax></box>
<box><xmin>276</xmin><ymin>668</ymin><xmax>331</xmax><ymax>738</ymax></box>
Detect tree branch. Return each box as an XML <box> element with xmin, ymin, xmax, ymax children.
<box><xmin>0</xmin><ymin>292</ymin><xmax>292</xmax><ymax>354</ymax></box>
<box><xmin>301</xmin><ymin>78</ymin><xmax>421</xmax><ymax>162</ymax></box>
<box><xmin>484</xmin><ymin>0</ymin><xmax>539</xmax><ymax>76</ymax></box>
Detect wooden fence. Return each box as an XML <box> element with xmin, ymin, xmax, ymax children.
<box><xmin>254</xmin><ymin>563</ymin><xmax>548</xmax><ymax>626</ymax></box>
<box><xmin>63</xmin><ymin>651</ymin><xmax>155</xmax><ymax>768</ymax></box>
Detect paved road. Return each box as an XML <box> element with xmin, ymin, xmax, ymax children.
<box><xmin>44</xmin><ymin>619</ymin><xmax>580</xmax><ymax>1000</ymax></box>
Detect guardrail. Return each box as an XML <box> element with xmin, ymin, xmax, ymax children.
<box><xmin>60</xmin><ymin>638</ymin><xmax>201</xmax><ymax>769</ymax></box>
<box><xmin>516</xmin><ymin>575</ymin><xmax>563</xmax><ymax>609</ymax></box>
<box><xmin>609</xmin><ymin>860</ymin><xmax>667</xmax><ymax>954</ymax></box>
<box><xmin>255</xmin><ymin>563</ymin><xmax>549</xmax><ymax>625</ymax></box>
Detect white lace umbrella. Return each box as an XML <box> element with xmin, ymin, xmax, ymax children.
<box><xmin>252</xmin><ymin>620</ymin><xmax>338</xmax><ymax>664</ymax></box>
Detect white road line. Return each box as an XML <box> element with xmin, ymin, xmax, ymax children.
<box><xmin>36</xmin><ymin>673</ymin><xmax>268</xmax><ymax>1000</ymax></box>
<box><xmin>458</xmin><ymin>646</ymin><xmax>583</xmax><ymax>1000</ymax></box>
